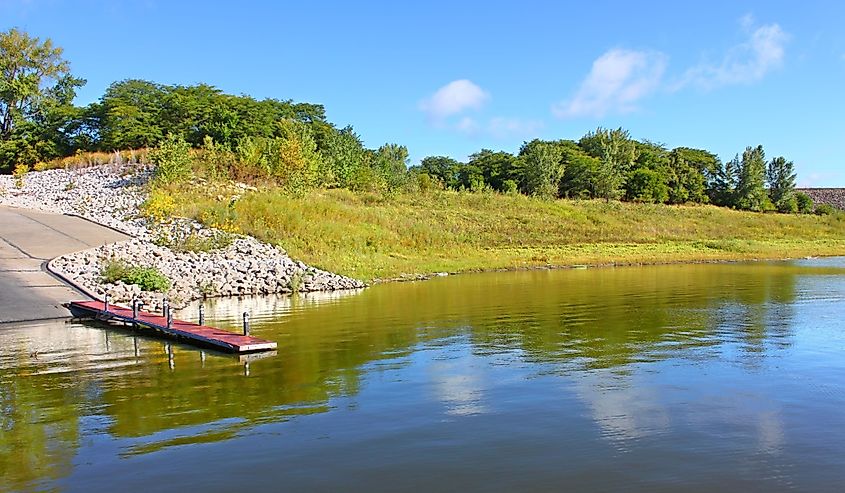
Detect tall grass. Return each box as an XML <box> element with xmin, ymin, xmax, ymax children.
<box><xmin>36</xmin><ymin>149</ymin><xmax>151</xmax><ymax>171</ymax></box>
<box><xmin>168</xmin><ymin>186</ymin><xmax>845</xmax><ymax>280</ymax></box>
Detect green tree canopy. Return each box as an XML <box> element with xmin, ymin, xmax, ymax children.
<box><xmin>767</xmin><ymin>156</ymin><xmax>797</xmax><ymax>213</ymax></box>
<box><xmin>468</xmin><ymin>149</ymin><xmax>520</xmax><ymax>192</ymax></box>
<box><xmin>735</xmin><ymin>145</ymin><xmax>768</xmax><ymax>211</ymax></box>
<box><xmin>0</xmin><ymin>28</ymin><xmax>84</xmax><ymax>170</ymax></box>
<box><xmin>519</xmin><ymin>139</ymin><xmax>564</xmax><ymax>198</ymax></box>
<box><xmin>579</xmin><ymin>127</ymin><xmax>638</xmax><ymax>201</ymax></box>
<box><xmin>419</xmin><ymin>155</ymin><xmax>461</xmax><ymax>189</ymax></box>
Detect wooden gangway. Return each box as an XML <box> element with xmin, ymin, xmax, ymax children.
<box><xmin>66</xmin><ymin>300</ymin><xmax>277</xmax><ymax>353</ymax></box>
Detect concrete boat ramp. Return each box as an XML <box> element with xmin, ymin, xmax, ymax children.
<box><xmin>0</xmin><ymin>205</ymin><xmax>128</xmax><ymax>323</ymax></box>
<box><xmin>1</xmin><ymin>205</ymin><xmax>277</xmax><ymax>353</ymax></box>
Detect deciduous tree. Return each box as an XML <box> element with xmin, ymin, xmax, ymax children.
<box><xmin>735</xmin><ymin>145</ymin><xmax>768</xmax><ymax>211</ymax></box>
<box><xmin>767</xmin><ymin>156</ymin><xmax>797</xmax><ymax>213</ymax></box>
<box><xmin>0</xmin><ymin>28</ymin><xmax>84</xmax><ymax>170</ymax></box>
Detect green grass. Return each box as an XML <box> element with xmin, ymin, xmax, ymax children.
<box><xmin>101</xmin><ymin>259</ymin><xmax>171</xmax><ymax>292</ymax></box>
<box><xmin>166</xmin><ymin>186</ymin><xmax>845</xmax><ymax>281</ymax></box>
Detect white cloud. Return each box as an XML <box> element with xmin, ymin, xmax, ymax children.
<box><xmin>676</xmin><ymin>17</ymin><xmax>789</xmax><ymax>90</ymax></box>
<box><xmin>419</xmin><ymin>79</ymin><xmax>490</xmax><ymax>121</ymax></box>
<box><xmin>552</xmin><ymin>49</ymin><xmax>667</xmax><ymax>119</ymax></box>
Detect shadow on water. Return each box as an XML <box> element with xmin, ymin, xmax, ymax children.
<box><xmin>2</xmin><ymin>260</ymin><xmax>845</xmax><ymax>491</ymax></box>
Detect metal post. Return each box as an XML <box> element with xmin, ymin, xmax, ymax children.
<box><xmin>167</xmin><ymin>307</ymin><xmax>173</xmax><ymax>329</ymax></box>
<box><xmin>104</xmin><ymin>294</ymin><xmax>110</xmax><ymax>312</ymax></box>
<box><xmin>132</xmin><ymin>297</ymin><xmax>138</xmax><ymax>320</ymax></box>
<box><xmin>162</xmin><ymin>298</ymin><xmax>169</xmax><ymax>317</ymax></box>
<box><xmin>199</xmin><ymin>304</ymin><xmax>205</xmax><ymax>326</ymax></box>
<box><xmin>243</xmin><ymin>312</ymin><xmax>250</xmax><ymax>336</ymax></box>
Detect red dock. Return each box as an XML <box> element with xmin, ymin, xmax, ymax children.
<box><xmin>66</xmin><ymin>300</ymin><xmax>277</xmax><ymax>353</ymax></box>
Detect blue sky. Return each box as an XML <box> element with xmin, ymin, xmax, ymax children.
<box><xmin>3</xmin><ymin>0</ymin><xmax>844</xmax><ymax>185</ymax></box>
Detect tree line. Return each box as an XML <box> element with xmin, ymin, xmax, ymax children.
<box><xmin>0</xmin><ymin>27</ymin><xmax>813</xmax><ymax>212</ymax></box>
<box><xmin>0</xmin><ymin>28</ymin><xmax>411</xmax><ymax>193</ymax></box>
<box><xmin>415</xmin><ymin>128</ymin><xmax>808</xmax><ymax>213</ymax></box>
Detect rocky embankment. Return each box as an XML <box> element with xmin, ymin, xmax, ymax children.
<box><xmin>797</xmin><ymin>188</ymin><xmax>845</xmax><ymax>211</ymax></box>
<box><xmin>0</xmin><ymin>164</ymin><xmax>364</xmax><ymax>310</ymax></box>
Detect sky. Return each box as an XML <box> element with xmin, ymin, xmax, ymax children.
<box><xmin>3</xmin><ymin>0</ymin><xmax>844</xmax><ymax>185</ymax></box>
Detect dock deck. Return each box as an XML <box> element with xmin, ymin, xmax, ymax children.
<box><xmin>66</xmin><ymin>300</ymin><xmax>277</xmax><ymax>353</ymax></box>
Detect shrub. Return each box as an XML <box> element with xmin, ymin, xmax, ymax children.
<box><xmin>123</xmin><ymin>267</ymin><xmax>171</xmax><ymax>292</ymax></box>
<box><xmin>775</xmin><ymin>195</ymin><xmax>798</xmax><ymax>214</ymax></box>
<box><xmin>101</xmin><ymin>259</ymin><xmax>130</xmax><ymax>284</ymax></box>
<box><xmin>795</xmin><ymin>192</ymin><xmax>814</xmax><ymax>214</ymax></box>
<box><xmin>13</xmin><ymin>163</ymin><xmax>29</xmax><ymax>188</ymax></box>
<box><xmin>414</xmin><ymin>172</ymin><xmax>440</xmax><ymax>193</ymax></box>
<box><xmin>194</xmin><ymin>136</ymin><xmax>236</xmax><ymax>181</ymax></box>
<box><xmin>150</xmin><ymin>134</ymin><xmax>192</xmax><ymax>185</ymax></box>
<box><xmin>625</xmin><ymin>168</ymin><xmax>669</xmax><ymax>203</ymax></box>
<box><xmin>101</xmin><ymin>259</ymin><xmax>171</xmax><ymax>292</ymax></box>
<box><xmin>815</xmin><ymin>204</ymin><xmax>837</xmax><ymax>216</ymax></box>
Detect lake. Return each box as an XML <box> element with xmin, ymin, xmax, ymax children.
<box><xmin>3</xmin><ymin>259</ymin><xmax>845</xmax><ymax>492</ymax></box>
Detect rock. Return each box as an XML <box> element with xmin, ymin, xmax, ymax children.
<box><xmin>1</xmin><ymin>164</ymin><xmax>366</xmax><ymax>306</ymax></box>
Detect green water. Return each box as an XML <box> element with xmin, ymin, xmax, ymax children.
<box><xmin>3</xmin><ymin>259</ymin><xmax>845</xmax><ymax>492</ymax></box>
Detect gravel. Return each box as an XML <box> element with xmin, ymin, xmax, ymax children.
<box><xmin>0</xmin><ymin>164</ymin><xmax>366</xmax><ymax>309</ymax></box>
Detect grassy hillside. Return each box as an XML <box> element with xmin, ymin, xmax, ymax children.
<box><xmin>164</xmin><ymin>186</ymin><xmax>845</xmax><ymax>281</ymax></box>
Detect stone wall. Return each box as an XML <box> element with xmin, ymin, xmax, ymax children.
<box><xmin>797</xmin><ymin>188</ymin><xmax>845</xmax><ymax>210</ymax></box>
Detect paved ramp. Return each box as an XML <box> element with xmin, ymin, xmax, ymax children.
<box><xmin>0</xmin><ymin>206</ymin><xmax>129</xmax><ymax>324</ymax></box>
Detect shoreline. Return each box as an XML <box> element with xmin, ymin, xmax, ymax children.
<box><xmin>372</xmin><ymin>250</ymin><xmax>844</xmax><ymax>283</ymax></box>
<box><xmin>3</xmin><ymin>164</ymin><xmax>844</xmax><ymax>313</ymax></box>
<box><xmin>0</xmin><ymin>165</ymin><xmax>365</xmax><ymax>311</ymax></box>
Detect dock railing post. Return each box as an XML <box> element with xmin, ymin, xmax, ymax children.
<box><xmin>167</xmin><ymin>308</ymin><xmax>173</xmax><ymax>329</ymax></box>
<box><xmin>104</xmin><ymin>294</ymin><xmax>110</xmax><ymax>312</ymax></box>
<box><xmin>162</xmin><ymin>298</ymin><xmax>169</xmax><ymax>317</ymax></box>
<box><xmin>243</xmin><ymin>312</ymin><xmax>250</xmax><ymax>336</ymax></box>
<box><xmin>132</xmin><ymin>297</ymin><xmax>139</xmax><ymax>328</ymax></box>
<box><xmin>199</xmin><ymin>304</ymin><xmax>205</xmax><ymax>326</ymax></box>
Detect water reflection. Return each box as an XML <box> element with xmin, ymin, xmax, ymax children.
<box><xmin>3</xmin><ymin>260</ymin><xmax>845</xmax><ymax>491</ymax></box>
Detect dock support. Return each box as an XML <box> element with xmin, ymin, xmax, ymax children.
<box><xmin>66</xmin><ymin>300</ymin><xmax>277</xmax><ymax>353</ymax></box>
<box><xmin>162</xmin><ymin>298</ymin><xmax>169</xmax><ymax>317</ymax></box>
<box><xmin>132</xmin><ymin>297</ymin><xmax>139</xmax><ymax>327</ymax></box>
<box><xmin>199</xmin><ymin>304</ymin><xmax>205</xmax><ymax>326</ymax></box>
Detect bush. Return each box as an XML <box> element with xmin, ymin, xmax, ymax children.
<box><xmin>13</xmin><ymin>163</ymin><xmax>29</xmax><ymax>188</ymax></box>
<box><xmin>150</xmin><ymin>134</ymin><xmax>192</xmax><ymax>185</ymax></box>
<box><xmin>625</xmin><ymin>168</ymin><xmax>669</xmax><ymax>203</ymax></box>
<box><xmin>502</xmin><ymin>179</ymin><xmax>519</xmax><ymax>195</ymax></box>
<box><xmin>775</xmin><ymin>195</ymin><xmax>798</xmax><ymax>214</ymax></box>
<box><xmin>101</xmin><ymin>259</ymin><xmax>171</xmax><ymax>292</ymax></box>
<box><xmin>194</xmin><ymin>136</ymin><xmax>236</xmax><ymax>181</ymax></box>
<box><xmin>815</xmin><ymin>204</ymin><xmax>837</xmax><ymax>216</ymax></box>
<box><xmin>796</xmin><ymin>192</ymin><xmax>814</xmax><ymax>214</ymax></box>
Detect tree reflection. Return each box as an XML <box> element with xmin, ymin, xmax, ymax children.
<box><xmin>2</xmin><ymin>260</ymin><xmax>839</xmax><ymax>485</ymax></box>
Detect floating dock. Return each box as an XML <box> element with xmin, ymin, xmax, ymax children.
<box><xmin>66</xmin><ymin>300</ymin><xmax>277</xmax><ymax>353</ymax></box>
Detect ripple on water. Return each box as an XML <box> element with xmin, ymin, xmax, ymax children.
<box><xmin>4</xmin><ymin>260</ymin><xmax>845</xmax><ymax>491</ymax></box>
